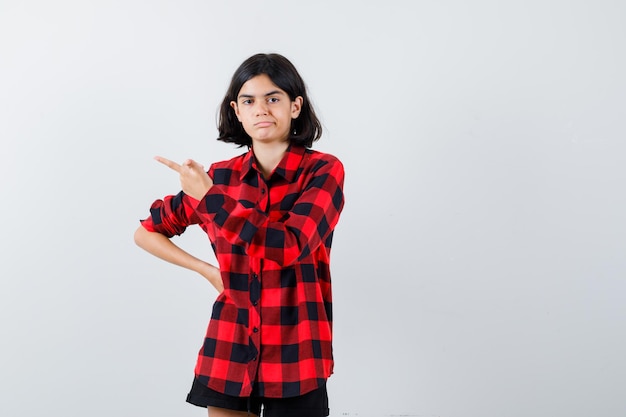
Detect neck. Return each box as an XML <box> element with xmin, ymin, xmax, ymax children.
<box><xmin>252</xmin><ymin>140</ymin><xmax>290</xmax><ymax>179</ymax></box>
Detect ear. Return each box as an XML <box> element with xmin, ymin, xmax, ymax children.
<box><xmin>291</xmin><ymin>96</ymin><xmax>303</xmax><ymax>119</ymax></box>
<box><xmin>230</xmin><ymin>101</ymin><xmax>241</xmax><ymax>121</ymax></box>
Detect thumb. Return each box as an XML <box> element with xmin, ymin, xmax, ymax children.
<box><xmin>183</xmin><ymin>159</ymin><xmax>205</xmax><ymax>171</ymax></box>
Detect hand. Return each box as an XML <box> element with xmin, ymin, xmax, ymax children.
<box><xmin>155</xmin><ymin>156</ymin><xmax>214</xmax><ymax>201</ymax></box>
<box><xmin>198</xmin><ymin>262</ymin><xmax>224</xmax><ymax>293</ymax></box>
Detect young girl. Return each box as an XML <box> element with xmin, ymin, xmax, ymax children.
<box><xmin>134</xmin><ymin>53</ymin><xmax>345</xmax><ymax>417</ymax></box>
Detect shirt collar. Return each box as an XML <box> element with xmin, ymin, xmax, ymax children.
<box><xmin>240</xmin><ymin>144</ymin><xmax>306</xmax><ymax>183</ymax></box>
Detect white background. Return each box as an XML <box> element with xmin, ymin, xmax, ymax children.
<box><xmin>1</xmin><ymin>1</ymin><xmax>625</xmax><ymax>416</ymax></box>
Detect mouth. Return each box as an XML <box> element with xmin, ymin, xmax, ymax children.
<box><xmin>254</xmin><ymin>121</ymin><xmax>273</xmax><ymax>128</ymax></box>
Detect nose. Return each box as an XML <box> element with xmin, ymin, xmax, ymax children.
<box><xmin>254</xmin><ymin>101</ymin><xmax>268</xmax><ymax>116</ymax></box>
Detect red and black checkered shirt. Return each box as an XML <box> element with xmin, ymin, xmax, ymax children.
<box><xmin>140</xmin><ymin>145</ymin><xmax>345</xmax><ymax>398</ymax></box>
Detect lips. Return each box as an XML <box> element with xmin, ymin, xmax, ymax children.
<box><xmin>254</xmin><ymin>121</ymin><xmax>273</xmax><ymax>127</ymax></box>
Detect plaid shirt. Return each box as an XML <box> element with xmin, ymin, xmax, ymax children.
<box><xmin>140</xmin><ymin>145</ymin><xmax>345</xmax><ymax>398</ymax></box>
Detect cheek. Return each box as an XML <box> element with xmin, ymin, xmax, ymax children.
<box><xmin>238</xmin><ymin>110</ymin><xmax>251</xmax><ymax>124</ymax></box>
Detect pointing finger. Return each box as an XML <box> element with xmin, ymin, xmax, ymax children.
<box><xmin>154</xmin><ymin>156</ymin><xmax>182</xmax><ymax>173</ymax></box>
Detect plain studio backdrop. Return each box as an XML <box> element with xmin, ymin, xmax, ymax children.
<box><xmin>1</xmin><ymin>1</ymin><xmax>625</xmax><ymax>416</ymax></box>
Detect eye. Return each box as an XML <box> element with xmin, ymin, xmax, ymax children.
<box><xmin>242</xmin><ymin>99</ymin><xmax>253</xmax><ymax>105</ymax></box>
<box><xmin>267</xmin><ymin>97</ymin><xmax>279</xmax><ymax>103</ymax></box>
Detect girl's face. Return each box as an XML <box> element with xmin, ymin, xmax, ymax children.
<box><xmin>230</xmin><ymin>74</ymin><xmax>302</xmax><ymax>145</ymax></box>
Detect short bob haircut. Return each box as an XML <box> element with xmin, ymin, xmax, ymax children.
<box><xmin>217</xmin><ymin>53</ymin><xmax>322</xmax><ymax>148</ymax></box>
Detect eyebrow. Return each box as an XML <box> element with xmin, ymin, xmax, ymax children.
<box><xmin>238</xmin><ymin>90</ymin><xmax>285</xmax><ymax>100</ymax></box>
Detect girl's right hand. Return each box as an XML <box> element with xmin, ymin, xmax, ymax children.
<box><xmin>199</xmin><ymin>262</ymin><xmax>224</xmax><ymax>293</ymax></box>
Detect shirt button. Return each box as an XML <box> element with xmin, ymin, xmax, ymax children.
<box><xmin>253</xmin><ymin>300</ymin><xmax>258</xmax><ymax>306</ymax></box>
<box><xmin>253</xmin><ymin>327</ymin><xmax>259</xmax><ymax>333</ymax></box>
<box><xmin>261</xmin><ymin>189</ymin><xmax>265</xmax><ymax>194</ymax></box>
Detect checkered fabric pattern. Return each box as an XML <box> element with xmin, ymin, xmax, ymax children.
<box><xmin>140</xmin><ymin>145</ymin><xmax>345</xmax><ymax>398</ymax></box>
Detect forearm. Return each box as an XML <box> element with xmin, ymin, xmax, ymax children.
<box><xmin>133</xmin><ymin>225</ymin><xmax>223</xmax><ymax>292</ymax></box>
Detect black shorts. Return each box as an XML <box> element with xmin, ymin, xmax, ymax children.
<box><xmin>186</xmin><ymin>378</ymin><xmax>329</xmax><ymax>417</ymax></box>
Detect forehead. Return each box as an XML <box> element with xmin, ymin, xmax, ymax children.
<box><xmin>238</xmin><ymin>73</ymin><xmax>286</xmax><ymax>97</ymax></box>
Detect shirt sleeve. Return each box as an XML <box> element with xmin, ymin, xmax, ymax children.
<box><xmin>195</xmin><ymin>156</ymin><xmax>345</xmax><ymax>266</ymax></box>
<box><xmin>140</xmin><ymin>190</ymin><xmax>202</xmax><ymax>238</ymax></box>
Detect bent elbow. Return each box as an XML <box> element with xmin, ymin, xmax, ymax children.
<box><xmin>134</xmin><ymin>226</ymin><xmax>147</xmax><ymax>248</ymax></box>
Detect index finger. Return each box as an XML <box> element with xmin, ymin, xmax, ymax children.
<box><xmin>154</xmin><ymin>155</ymin><xmax>182</xmax><ymax>173</ymax></box>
